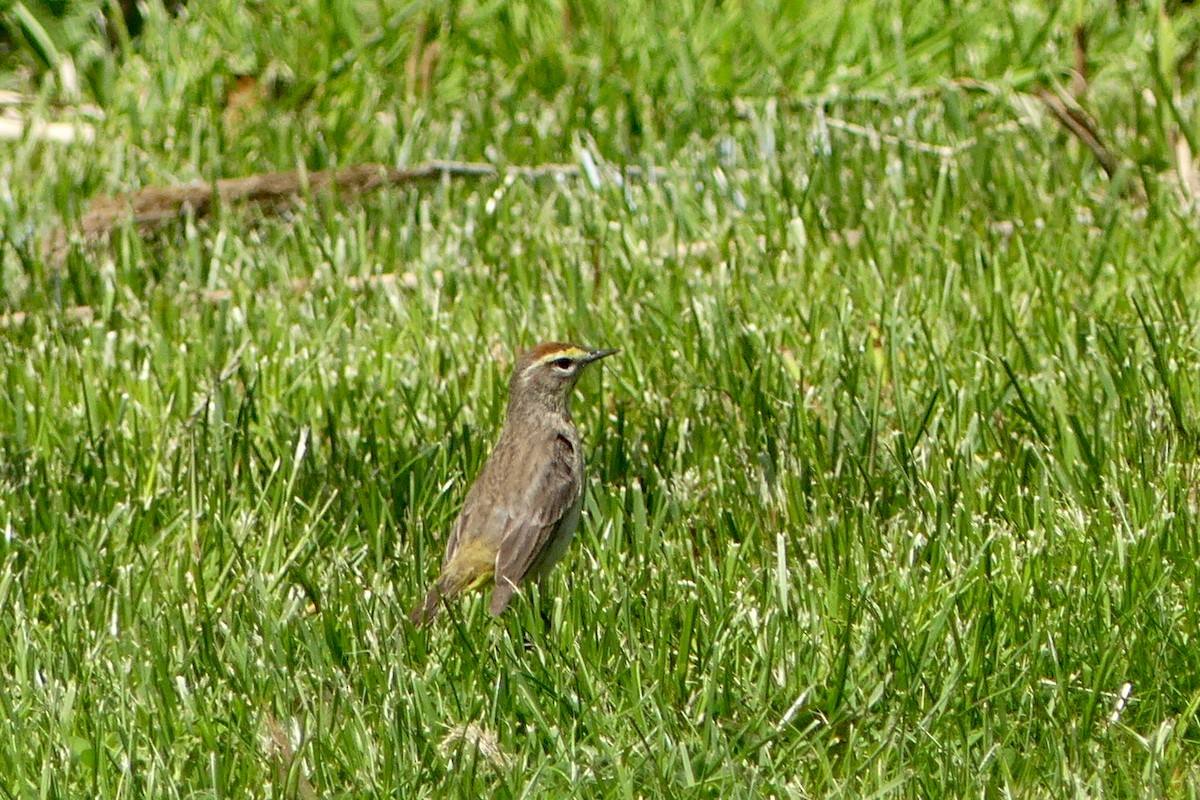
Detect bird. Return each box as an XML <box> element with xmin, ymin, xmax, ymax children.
<box><xmin>410</xmin><ymin>341</ymin><xmax>617</xmax><ymax>625</ymax></box>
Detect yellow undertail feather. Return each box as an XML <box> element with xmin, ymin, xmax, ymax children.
<box><xmin>409</xmin><ymin>549</ymin><xmax>495</xmax><ymax>627</ymax></box>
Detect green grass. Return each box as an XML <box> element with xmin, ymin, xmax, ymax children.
<box><xmin>3</xmin><ymin>0</ymin><xmax>1200</xmax><ymax>796</ymax></box>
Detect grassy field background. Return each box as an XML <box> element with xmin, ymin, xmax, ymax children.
<box><xmin>3</xmin><ymin>0</ymin><xmax>1200</xmax><ymax>796</ymax></box>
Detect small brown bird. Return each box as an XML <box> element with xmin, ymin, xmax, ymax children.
<box><xmin>410</xmin><ymin>342</ymin><xmax>617</xmax><ymax>625</ymax></box>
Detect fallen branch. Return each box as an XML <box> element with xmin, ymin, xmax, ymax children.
<box><xmin>44</xmin><ymin>158</ymin><xmax>667</xmax><ymax>258</ymax></box>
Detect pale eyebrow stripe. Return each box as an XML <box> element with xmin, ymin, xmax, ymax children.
<box><xmin>536</xmin><ymin>347</ymin><xmax>588</xmax><ymax>364</ymax></box>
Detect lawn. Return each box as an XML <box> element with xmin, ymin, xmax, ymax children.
<box><xmin>2</xmin><ymin>0</ymin><xmax>1200</xmax><ymax>797</ymax></box>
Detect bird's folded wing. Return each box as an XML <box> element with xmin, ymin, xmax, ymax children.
<box><xmin>491</xmin><ymin>435</ymin><xmax>580</xmax><ymax>602</ymax></box>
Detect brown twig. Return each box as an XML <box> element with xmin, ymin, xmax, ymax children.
<box><xmin>51</xmin><ymin>162</ymin><xmax>476</xmax><ymax>250</ymax></box>
<box><xmin>1035</xmin><ymin>85</ymin><xmax>1119</xmax><ymax>178</ymax></box>
<box><xmin>1072</xmin><ymin>24</ymin><xmax>1089</xmax><ymax>98</ymax></box>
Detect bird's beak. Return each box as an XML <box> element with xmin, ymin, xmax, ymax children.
<box><xmin>585</xmin><ymin>348</ymin><xmax>619</xmax><ymax>363</ymax></box>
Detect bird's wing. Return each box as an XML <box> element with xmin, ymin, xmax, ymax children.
<box><xmin>490</xmin><ymin>433</ymin><xmax>581</xmax><ymax>612</ymax></box>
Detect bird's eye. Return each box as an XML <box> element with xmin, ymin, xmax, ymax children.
<box><xmin>552</xmin><ymin>357</ymin><xmax>574</xmax><ymax>370</ymax></box>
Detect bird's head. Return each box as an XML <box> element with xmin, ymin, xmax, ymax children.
<box><xmin>508</xmin><ymin>341</ymin><xmax>618</xmax><ymax>416</ymax></box>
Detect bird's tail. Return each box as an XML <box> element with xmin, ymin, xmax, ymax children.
<box><xmin>409</xmin><ymin>585</ymin><xmax>445</xmax><ymax>627</ymax></box>
<box><xmin>409</xmin><ymin>568</ymin><xmax>475</xmax><ymax>627</ymax></box>
<box><xmin>410</xmin><ymin>556</ymin><xmax>494</xmax><ymax>627</ymax></box>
